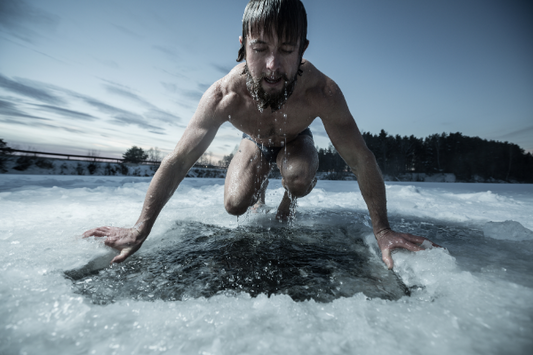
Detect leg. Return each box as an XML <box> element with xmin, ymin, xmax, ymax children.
<box><xmin>275</xmin><ymin>134</ymin><xmax>319</xmax><ymax>220</ymax></box>
<box><xmin>224</xmin><ymin>138</ymin><xmax>272</xmax><ymax>216</ymax></box>
<box><xmin>251</xmin><ymin>178</ymin><xmax>269</xmax><ymax>211</ymax></box>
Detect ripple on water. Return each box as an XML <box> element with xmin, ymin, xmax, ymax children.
<box><xmin>65</xmin><ymin>221</ymin><xmax>410</xmax><ymax>304</ymax></box>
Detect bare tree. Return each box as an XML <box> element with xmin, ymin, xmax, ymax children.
<box><xmin>147</xmin><ymin>147</ymin><xmax>162</xmax><ymax>163</ymax></box>
<box><xmin>87</xmin><ymin>150</ymin><xmax>100</xmax><ymax>161</ymax></box>
<box><xmin>197</xmin><ymin>151</ymin><xmax>213</xmax><ymax>166</ymax></box>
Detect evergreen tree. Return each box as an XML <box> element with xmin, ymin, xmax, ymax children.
<box><xmin>122</xmin><ymin>146</ymin><xmax>148</xmax><ymax>163</ymax></box>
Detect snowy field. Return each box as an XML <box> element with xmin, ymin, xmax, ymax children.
<box><xmin>1</xmin><ymin>174</ymin><xmax>532</xmax><ymax>355</ymax></box>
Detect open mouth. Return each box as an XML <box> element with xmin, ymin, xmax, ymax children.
<box><xmin>264</xmin><ymin>76</ymin><xmax>282</xmax><ymax>85</ymax></box>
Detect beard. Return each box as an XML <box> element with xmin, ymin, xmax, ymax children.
<box><xmin>244</xmin><ymin>64</ymin><xmax>298</xmax><ymax>112</ymax></box>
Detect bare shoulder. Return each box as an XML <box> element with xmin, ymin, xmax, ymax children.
<box><xmin>194</xmin><ymin>63</ymin><xmax>247</xmax><ymax>124</ymax></box>
<box><xmin>210</xmin><ymin>64</ymin><xmax>247</xmax><ymax>110</ymax></box>
<box><xmin>300</xmin><ymin>60</ymin><xmax>347</xmax><ymax>117</ymax></box>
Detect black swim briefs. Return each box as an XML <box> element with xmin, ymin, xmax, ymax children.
<box><xmin>242</xmin><ymin>128</ymin><xmax>313</xmax><ymax>163</ymax></box>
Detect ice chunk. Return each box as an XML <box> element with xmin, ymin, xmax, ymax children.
<box><xmin>483</xmin><ymin>220</ymin><xmax>533</xmax><ymax>241</ymax></box>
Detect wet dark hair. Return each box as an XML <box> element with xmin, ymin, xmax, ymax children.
<box><xmin>237</xmin><ymin>0</ymin><xmax>309</xmax><ymax>63</ymax></box>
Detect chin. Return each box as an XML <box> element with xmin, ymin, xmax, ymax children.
<box><xmin>262</xmin><ymin>86</ymin><xmax>282</xmax><ymax>94</ymax></box>
<box><xmin>262</xmin><ymin>82</ymin><xmax>283</xmax><ymax>93</ymax></box>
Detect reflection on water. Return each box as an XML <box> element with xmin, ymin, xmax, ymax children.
<box><xmin>65</xmin><ymin>221</ymin><xmax>410</xmax><ymax>304</ymax></box>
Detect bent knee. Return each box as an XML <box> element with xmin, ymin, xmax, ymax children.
<box><xmin>224</xmin><ymin>198</ymin><xmax>249</xmax><ymax>216</ymax></box>
<box><xmin>283</xmin><ymin>175</ymin><xmax>317</xmax><ymax>198</ymax></box>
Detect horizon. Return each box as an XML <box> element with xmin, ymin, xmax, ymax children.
<box><xmin>1</xmin><ymin>0</ymin><xmax>532</xmax><ymax>160</ymax></box>
<box><xmin>2</xmin><ymin>127</ymin><xmax>532</xmax><ymax>162</ymax></box>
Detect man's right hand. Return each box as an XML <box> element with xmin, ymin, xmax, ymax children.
<box><xmin>82</xmin><ymin>226</ymin><xmax>145</xmax><ymax>264</ymax></box>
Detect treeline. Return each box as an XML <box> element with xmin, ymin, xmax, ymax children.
<box><xmin>318</xmin><ymin>130</ymin><xmax>533</xmax><ymax>183</ymax></box>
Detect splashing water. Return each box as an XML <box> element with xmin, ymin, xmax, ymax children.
<box><xmin>65</xmin><ymin>221</ymin><xmax>410</xmax><ymax>305</ymax></box>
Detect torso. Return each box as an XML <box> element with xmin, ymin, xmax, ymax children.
<box><xmin>215</xmin><ymin>60</ymin><xmax>329</xmax><ymax>147</ymax></box>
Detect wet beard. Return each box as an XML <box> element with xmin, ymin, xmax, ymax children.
<box><xmin>244</xmin><ymin>65</ymin><xmax>298</xmax><ymax>113</ymax></box>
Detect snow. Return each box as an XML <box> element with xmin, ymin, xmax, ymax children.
<box><xmin>1</xmin><ymin>174</ymin><xmax>532</xmax><ymax>355</ymax></box>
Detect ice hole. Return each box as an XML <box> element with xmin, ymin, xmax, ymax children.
<box><xmin>65</xmin><ymin>221</ymin><xmax>410</xmax><ymax>304</ymax></box>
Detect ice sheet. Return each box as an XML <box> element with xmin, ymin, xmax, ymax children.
<box><xmin>1</xmin><ymin>175</ymin><xmax>532</xmax><ymax>354</ymax></box>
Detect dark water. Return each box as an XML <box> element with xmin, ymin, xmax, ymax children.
<box><xmin>390</xmin><ymin>217</ymin><xmax>533</xmax><ymax>288</ymax></box>
<box><xmin>65</xmin><ymin>220</ymin><xmax>411</xmax><ymax>304</ymax></box>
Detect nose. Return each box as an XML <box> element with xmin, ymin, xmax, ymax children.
<box><xmin>266</xmin><ymin>51</ymin><xmax>280</xmax><ymax>73</ymax></box>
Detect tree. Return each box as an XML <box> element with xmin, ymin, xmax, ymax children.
<box><xmin>122</xmin><ymin>146</ymin><xmax>148</xmax><ymax>164</ymax></box>
<box><xmin>197</xmin><ymin>151</ymin><xmax>213</xmax><ymax>166</ymax></box>
<box><xmin>218</xmin><ymin>153</ymin><xmax>234</xmax><ymax>168</ymax></box>
<box><xmin>87</xmin><ymin>149</ymin><xmax>100</xmax><ymax>161</ymax></box>
<box><xmin>0</xmin><ymin>138</ymin><xmax>13</xmax><ymax>173</ymax></box>
<box><xmin>147</xmin><ymin>147</ymin><xmax>162</xmax><ymax>163</ymax></box>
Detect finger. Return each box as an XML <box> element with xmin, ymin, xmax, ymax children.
<box><xmin>394</xmin><ymin>240</ymin><xmax>424</xmax><ymax>252</ymax></box>
<box><xmin>381</xmin><ymin>248</ymin><xmax>393</xmax><ymax>270</ymax></box>
<box><xmin>430</xmin><ymin>241</ymin><xmax>443</xmax><ymax>248</ymax></box>
<box><xmin>402</xmin><ymin>233</ymin><xmax>428</xmax><ymax>244</ymax></box>
<box><xmin>82</xmin><ymin>227</ymin><xmax>110</xmax><ymax>238</ymax></box>
<box><xmin>111</xmin><ymin>249</ymin><xmax>131</xmax><ymax>264</ymax></box>
<box><xmin>403</xmin><ymin>233</ymin><xmax>443</xmax><ymax>249</ymax></box>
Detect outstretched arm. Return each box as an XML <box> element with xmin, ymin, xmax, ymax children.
<box><xmin>83</xmin><ymin>83</ymin><xmax>226</xmax><ymax>263</ymax></box>
<box><xmin>320</xmin><ymin>80</ymin><xmax>440</xmax><ymax>269</ymax></box>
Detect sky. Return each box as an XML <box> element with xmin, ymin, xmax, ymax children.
<box><xmin>1</xmin><ymin>0</ymin><xmax>532</xmax><ymax>161</ymax></box>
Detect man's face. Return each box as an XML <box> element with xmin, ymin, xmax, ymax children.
<box><xmin>242</xmin><ymin>28</ymin><xmax>302</xmax><ymax>111</ymax></box>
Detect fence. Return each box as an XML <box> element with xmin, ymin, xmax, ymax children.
<box><xmin>1</xmin><ymin>148</ymin><xmax>152</xmax><ymax>164</ymax></box>
<box><xmin>0</xmin><ymin>148</ymin><xmax>225</xmax><ymax>169</ymax></box>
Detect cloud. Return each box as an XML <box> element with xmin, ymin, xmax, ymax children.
<box><xmin>0</xmin><ymin>98</ymin><xmax>50</xmax><ymax>120</ymax></box>
<box><xmin>74</xmin><ymin>94</ymin><xmax>125</xmax><ymax>115</ymax></box>
<box><xmin>104</xmin><ymin>84</ymin><xmax>157</xmax><ymax>109</ymax></box>
<box><xmin>0</xmin><ymin>74</ymin><xmax>65</xmax><ymax>105</ymax></box>
<box><xmin>111</xmin><ymin>24</ymin><xmax>143</xmax><ymax>40</ymax></box>
<box><xmin>102</xmin><ymin>81</ymin><xmax>181</xmax><ymax>126</ymax></box>
<box><xmin>0</xmin><ymin>100</ymin><xmax>86</xmax><ymax>134</ymax></box>
<box><xmin>491</xmin><ymin>125</ymin><xmax>533</xmax><ymax>141</ymax></box>
<box><xmin>211</xmin><ymin>63</ymin><xmax>234</xmax><ymax>75</ymax></box>
<box><xmin>99</xmin><ymin>59</ymin><xmax>120</xmax><ymax>69</ymax></box>
<box><xmin>0</xmin><ymin>0</ymin><xmax>59</xmax><ymax>43</ymax></box>
<box><xmin>180</xmin><ymin>89</ymin><xmax>204</xmax><ymax>101</ymax></box>
<box><xmin>31</xmin><ymin>104</ymin><xmax>97</xmax><ymax>121</ymax></box>
<box><xmin>197</xmin><ymin>83</ymin><xmax>211</xmax><ymax>92</ymax></box>
<box><xmin>152</xmin><ymin>45</ymin><xmax>180</xmax><ymax>61</ymax></box>
<box><xmin>161</xmin><ymin>82</ymin><xmax>177</xmax><ymax>93</ymax></box>
<box><xmin>111</xmin><ymin>113</ymin><xmax>164</xmax><ymax>132</ymax></box>
<box><xmin>144</xmin><ymin>108</ymin><xmax>182</xmax><ymax>125</ymax></box>
<box><xmin>69</xmin><ymin>91</ymin><xmax>165</xmax><ymax>131</ymax></box>
<box><xmin>489</xmin><ymin>124</ymin><xmax>533</xmax><ymax>150</ymax></box>
<box><xmin>154</xmin><ymin>66</ymin><xmax>187</xmax><ymax>80</ymax></box>
<box><xmin>0</xmin><ymin>74</ymin><xmax>175</xmax><ymax>133</ymax></box>
<box><xmin>1</xmin><ymin>35</ymin><xmax>68</xmax><ymax>64</ymax></box>
<box><xmin>2</xmin><ymin>117</ymin><xmax>84</xmax><ymax>134</ymax></box>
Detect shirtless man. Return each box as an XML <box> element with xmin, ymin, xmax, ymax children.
<box><xmin>84</xmin><ymin>0</ymin><xmax>439</xmax><ymax>269</ymax></box>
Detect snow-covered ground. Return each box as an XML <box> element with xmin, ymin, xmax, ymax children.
<box><xmin>1</xmin><ymin>156</ymin><xmax>226</xmax><ymax>178</ymax></box>
<box><xmin>1</xmin><ymin>174</ymin><xmax>532</xmax><ymax>355</ymax></box>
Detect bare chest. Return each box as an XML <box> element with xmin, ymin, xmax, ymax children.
<box><xmin>229</xmin><ymin>99</ymin><xmax>316</xmax><ymax>147</ymax></box>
